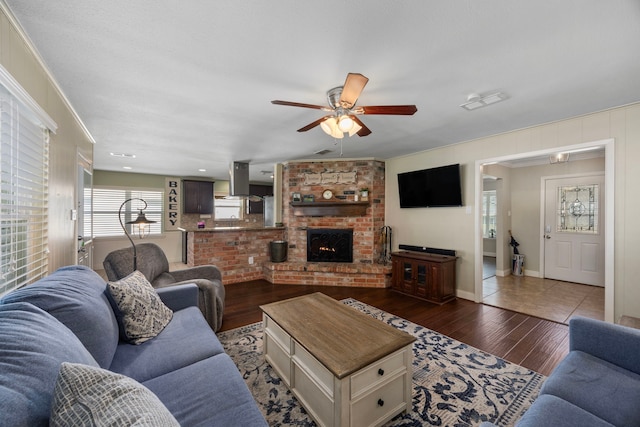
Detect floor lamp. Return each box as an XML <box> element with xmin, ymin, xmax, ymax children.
<box><xmin>118</xmin><ymin>198</ymin><xmax>157</xmax><ymax>271</ymax></box>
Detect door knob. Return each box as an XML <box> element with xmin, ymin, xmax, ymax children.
<box><xmin>544</xmin><ymin>234</ymin><xmax>551</xmax><ymax>239</ymax></box>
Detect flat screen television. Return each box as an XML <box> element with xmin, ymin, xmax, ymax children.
<box><xmin>397</xmin><ymin>163</ymin><xmax>463</xmax><ymax>208</ymax></box>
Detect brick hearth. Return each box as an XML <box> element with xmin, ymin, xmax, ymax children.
<box><xmin>263</xmin><ymin>261</ymin><xmax>392</xmax><ymax>288</ymax></box>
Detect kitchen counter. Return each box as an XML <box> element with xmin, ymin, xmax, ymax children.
<box><xmin>180</xmin><ymin>226</ymin><xmax>286</xmax><ymax>283</ymax></box>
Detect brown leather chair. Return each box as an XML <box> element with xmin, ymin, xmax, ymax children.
<box><xmin>103</xmin><ymin>243</ymin><xmax>225</xmax><ymax>331</ymax></box>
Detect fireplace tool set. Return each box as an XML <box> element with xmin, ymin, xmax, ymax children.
<box><xmin>378</xmin><ymin>226</ymin><xmax>392</xmax><ymax>264</ymax></box>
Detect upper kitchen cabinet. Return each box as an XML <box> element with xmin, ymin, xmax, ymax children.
<box><xmin>183</xmin><ymin>180</ymin><xmax>214</xmax><ymax>214</ymax></box>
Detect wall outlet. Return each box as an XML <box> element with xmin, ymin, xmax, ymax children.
<box><xmin>248</xmin><ymin>256</ymin><xmax>254</xmax><ymax>265</ymax></box>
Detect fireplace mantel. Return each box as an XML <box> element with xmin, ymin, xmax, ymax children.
<box><xmin>290</xmin><ymin>201</ymin><xmax>369</xmax><ymax>217</ymax></box>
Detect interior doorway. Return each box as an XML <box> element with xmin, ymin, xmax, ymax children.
<box><xmin>474</xmin><ymin>138</ymin><xmax>614</xmax><ymax>323</ymax></box>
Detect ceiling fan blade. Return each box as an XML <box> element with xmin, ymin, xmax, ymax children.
<box><xmin>297</xmin><ymin>115</ymin><xmax>332</xmax><ymax>132</ymax></box>
<box><xmin>360</xmin><ymin>105</ymin><xmax>418</xmax><ymax>115</ymax></box>
<box><xmin>351</xmin><ymin>116</ymin><xmax>372</xmax><ymax>137</ymax></box>
<box><xmin>339</xmin><ymin>73</ymin><xmax>369</xmax><ymax>108</ymax></box>
<box><xmin>271</xmin><ymin>100</ymin><xmax>327</xmax><ymax>110</ymax></box>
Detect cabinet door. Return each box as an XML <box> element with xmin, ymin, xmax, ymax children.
<box><xmin>183</xmin><ymin>180</ymin><xmax>200</xmax><ymax>213</ymax></box>
<box><xmin>401</xmin><ymin>261</ymin><xmax>414</xmax><ymax>293</ymax></box>
<box><xmin>414</xmin><ymin>263</ymin><xmax>428</xmax><ymax>298</ymax></box>
<box><xmin>391</xmin><ymin>258</ymin><xmax>404</xmax><ymax>290</ymax></box>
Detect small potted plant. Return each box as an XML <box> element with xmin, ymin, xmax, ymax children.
<box><xmin>360</xmin><ymin>187</ymin><xmax>369</xmax><ymax>201</ymax></box>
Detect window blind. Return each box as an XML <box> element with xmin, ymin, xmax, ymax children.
<box><xmin>0</xmin><ymin>88</ymin><xmax>49</xmax><ymax>295</ymax></box>
<box><xmin>93</xmin><ymin>188</ymin><xmax>163</xmax><ymax>237</ymax></box>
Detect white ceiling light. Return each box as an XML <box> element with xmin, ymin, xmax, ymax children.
<box><xmin>460</xmin><ymin>92</ymin><xmax>508</xmax><ymax>111</ymax></box>
<box><xmin>110</xmin><ymin>152</ymin><xmax>136</xmax><ymax>158</ymax></box>
<box><xmin>549</xmin><ymin>153</ymin><xmax>570</xmax><ymax>164</ymax></box>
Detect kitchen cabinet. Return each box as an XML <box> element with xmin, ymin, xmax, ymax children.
<box><xmin>183</xmin><ymin>180</ymin><xmax>214</xmax><ymax>214</ymax></box>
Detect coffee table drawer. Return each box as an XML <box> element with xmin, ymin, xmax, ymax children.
<box><xmin>264</xmin><ymin>315</ymin><xmax>291</xmax><ymax>353</ymax></box>
<box><xmin>350</xmin><ymin>374</ymin><xmax>407</xmax><ymax>427</ymax></box>
<box><xmin>350</xmin><ymin>348</ymin><xmax>408</xmax><ymax>398</ymax></box>
<box><xmin>264</xmin><ymin>331</ymin><xmax>291</xmax><ymax>386</ymax></box>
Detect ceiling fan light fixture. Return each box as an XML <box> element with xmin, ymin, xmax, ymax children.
<box><xmin>338</xmin><ymin>115</ymin><xmax>354</xmax><ymax>132</ymax></box>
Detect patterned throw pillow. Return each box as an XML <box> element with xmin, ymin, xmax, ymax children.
<box><xmin>107</xmin><ymin>270</ymin><xmax>173</xmax><ymax>344</ymax></box>
<box><xmin>50</xmin><ymin>362</ymin><xmax>179</xmax><ymax>427</ymax></box>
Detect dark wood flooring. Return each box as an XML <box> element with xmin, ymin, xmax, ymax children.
<box><xmin>220</xmin><ymin>280</ymin><xmax>569</xmax><ymax>376</ymax></box>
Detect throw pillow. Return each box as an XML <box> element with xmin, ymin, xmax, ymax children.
<box><xmin>107</xmin><ymin>270</ymin><xmax>173</xmax><ymax>344</ymax></box>
<box><xmin>50</xmin><ymin>362</ymin><xmax>180</xmax><ymax>427</ymax></box>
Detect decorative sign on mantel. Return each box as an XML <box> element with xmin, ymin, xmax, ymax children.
<box><xmin>303</xmin><ymin>171</ymin><xmax>357</xmax><ymax>185</ymax></box>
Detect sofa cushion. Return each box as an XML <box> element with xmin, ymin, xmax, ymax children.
<box><xmin>540</xmin><ymin>350</ymin><xmax>640</xmax><ymax>427</ymax></box>
<box><xmin>142</xmin><ymin>354</ymin><xmax>268</xmax><ymax>427</ymax></box>
<box><xmin>516</xmin><ymin>394</ymin><xmax>614</xmax><ymax>427</ymax></box>
<box><xmin>109</xmin><ymin>306</ymin><xmax>225</xmax><ymax>382</ymax></box>
<box><xmin>107</xmin><ymin>270</ymin><xmax>173</xmax><ymax>344</ymax></box>
<box><xmin>0</xmin><ymin>265</ymin><xmax>119</xmax><ymax>368</ymax></box>
<box><xmin>0</xmin><ymin>302</ymin><xmax>98</xmax><ymax>427</ymax></box>
<box><xmin>50</xmin><ymin>362</ymin><xmax>179</xmax><ymax>427</ymax></box>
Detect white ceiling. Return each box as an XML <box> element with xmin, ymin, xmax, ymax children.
<box><xmin>5</xmin><ymin>1</ymin><xmax>640</xmax><ymax>182</ymax></box>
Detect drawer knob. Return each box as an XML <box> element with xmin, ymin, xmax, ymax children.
<box><xmin>378</xmin><ymin>368</ymin><xmax>384</xmax><ymax>376</ymax></box>
<box><xmin>377</xmin><ymin>399</ymin><xmax>384</xmax><ymax>407</ymax></box>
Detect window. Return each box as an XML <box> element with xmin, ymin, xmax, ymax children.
<box><xmin>93</xmin><ymin>188</ymin><xmax>163</xmax><ymax>237</ymax></box>
<box><xmin>214</xmin><ymin>196</ymin><xmax>243</xmax><ymax>220</ymax></box>
<box><xmin>482</xmin><ymin>190</ymin><xmax>497</xmax><ymax>238</ymax></box>
<box><xmin>0</xmin><ymin>86</ymin><xmax>51</xmax><ymax>295</ymax></box>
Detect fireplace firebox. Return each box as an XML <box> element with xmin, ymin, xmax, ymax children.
<box><xmin>307</xmin><ymin>228</ymin><xmax>353</xmax><ymax>263</ymax></box>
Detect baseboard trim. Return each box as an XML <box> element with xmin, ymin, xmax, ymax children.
<box><xmin>456</xmin><ymin>289</ymin><xmax>475</xmax><ymax>301</ymax></box>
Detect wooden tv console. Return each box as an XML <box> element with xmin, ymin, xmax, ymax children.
<box><xmin>391</xmin><ymin>251</ymin><xmax>457</xmax><ymax>304</ymax></box>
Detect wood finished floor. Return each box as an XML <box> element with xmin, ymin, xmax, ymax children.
<box><xmin>220</xmin><ymin>280</ymin><xmax>569</xmax><ymax>377</ymax></box>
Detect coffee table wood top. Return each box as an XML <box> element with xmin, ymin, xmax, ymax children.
<box><xmin>260</xmin><ymin>292</ymin><xmax>416</xmax><ymax>379</ymax></box>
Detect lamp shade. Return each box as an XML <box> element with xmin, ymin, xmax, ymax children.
<box><xmin>320</xmin><ymin>117</ymin><xmax>344</xmax><ymax>139</ymax></box>
<box><xmin>338</xmin><ymin>115</ymin><xmax>354</xmax><ymax>132</ymax></box>
<box><xmin>127</xmin><ymin>210</ymin><xmax>156</xmax><ymax>226</ymax></box>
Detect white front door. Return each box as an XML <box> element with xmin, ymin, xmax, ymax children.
<box><xmin>543</xmin><ymin>174</ymin><xmax>605</xmax><ymax>286</ymax></box>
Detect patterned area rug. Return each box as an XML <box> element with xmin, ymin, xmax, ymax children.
<box><xmin>217</xmin><ymin>298</ymin><xmax>544</xmax><ymax>426</ymax></box>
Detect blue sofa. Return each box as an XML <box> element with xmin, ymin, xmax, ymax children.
<box><xmin>0</xmin><ymin>265</ymin><xmax>267</xmax><ymax>426</ymax></box>
<box><xmin>482</xmin><ymin>316</ymin><xmax>640</xmax><ymax>427</ymax></box>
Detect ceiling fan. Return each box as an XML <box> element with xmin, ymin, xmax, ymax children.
<box><xmin>271</xmin><ymin>73</ymin><xmax>417</xmax><ymax>139</ymax></box>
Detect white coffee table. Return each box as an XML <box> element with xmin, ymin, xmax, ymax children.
<box><xmin>261</xmin><ymin>293</ymin><xmax>416</xmax><ymax>427</ymax></box>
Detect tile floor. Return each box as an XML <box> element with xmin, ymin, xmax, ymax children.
<box><xmin>482</xmin><ymin>270</ymin><xmax>605</xmax><ymax>324</ymax></box>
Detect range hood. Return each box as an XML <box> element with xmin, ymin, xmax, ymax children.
<box><xmin>229</xmin><ymin>161</ymin><xmax>250</xmax><ymax>196</ymax></box>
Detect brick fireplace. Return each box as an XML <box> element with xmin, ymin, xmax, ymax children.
<box><xmin>263</xmin><ymin>159</ymin><xmax>392</xmax><ymax>288</ymax></box>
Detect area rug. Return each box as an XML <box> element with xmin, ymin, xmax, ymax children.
<box><xmin>217</xmin><ymin>299</ymin><xmax>544</xmax><ymax>426</ymax></box>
